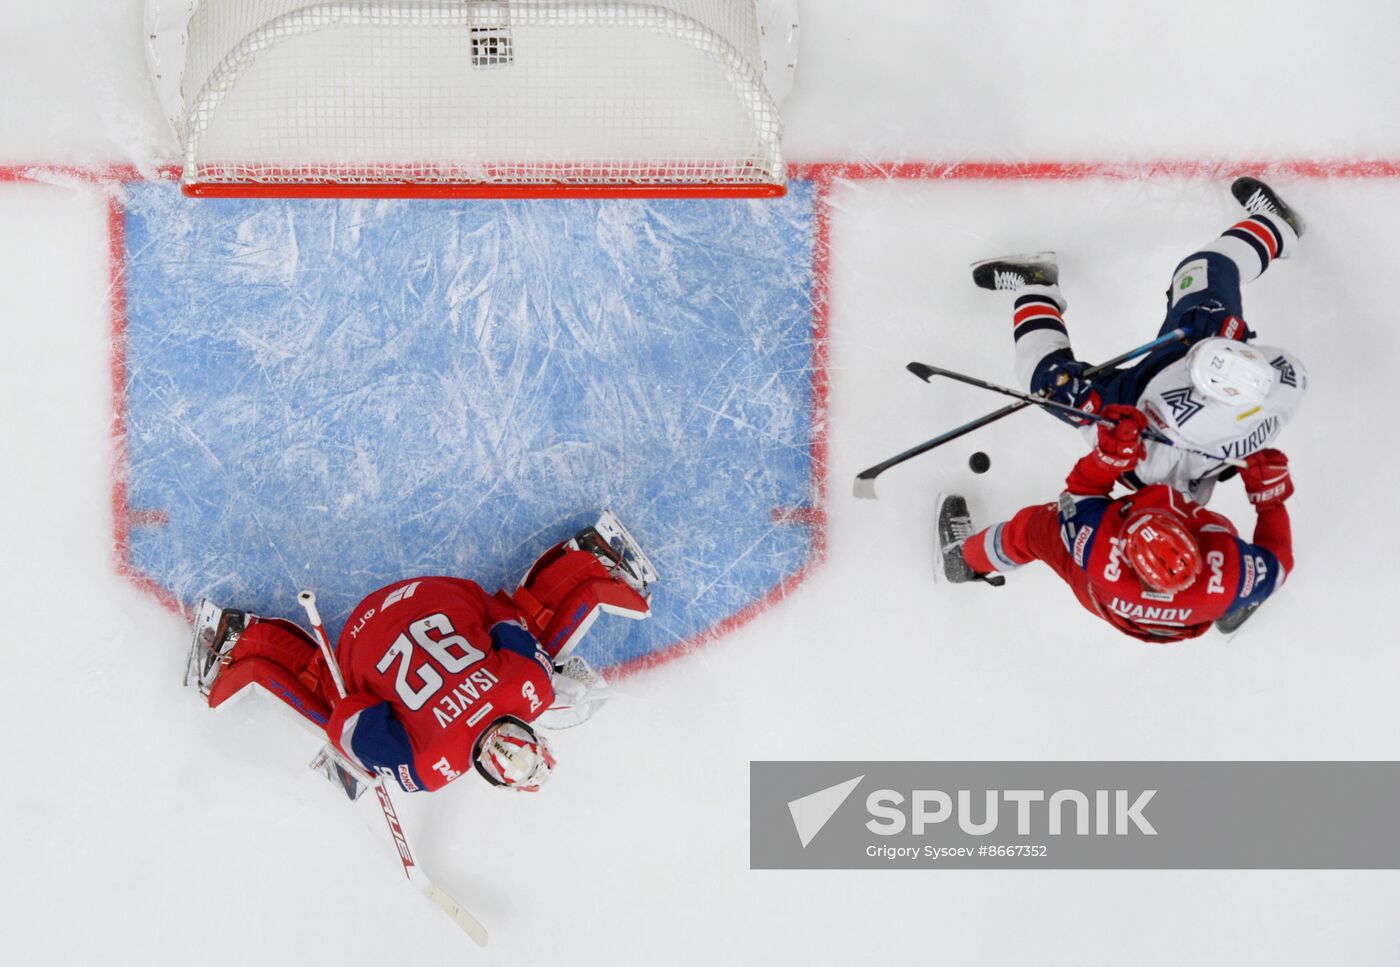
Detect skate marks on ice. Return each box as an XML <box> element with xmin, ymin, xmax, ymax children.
<box><xmin>116</xmin><ymin>182</ymin><xmax>822</xmax><ymax>671</ymax></box>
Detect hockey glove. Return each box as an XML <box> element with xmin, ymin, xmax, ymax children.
<box><xmin>1029</xmin><ymin>351</ymin><xmax>1091</xmax><ymax>407</ymax></box>
<box><xmin>1092</xmin><ymin>404</ymin><xmax>1149</xmax><ymax>473</ymax></box>
<box><xmin>534</xmin><ymin>655</ymin><xmax>609</xmax><ymax>730</ymax></box>
<box><xmin>1241</xmin><ymin>448</ymin><xmax>1293</xmax><ymax>511</ymax></box>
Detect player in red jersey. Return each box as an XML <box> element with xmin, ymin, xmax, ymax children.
<box><xmin>935</xmin><ymin>405</ymin><xmax>1294</xmax><ymax>641</ymax></box>
<box><xmin>186</xmin><ymin>513</ymin><xmax>658</xmax><ymax>792</ymax></box>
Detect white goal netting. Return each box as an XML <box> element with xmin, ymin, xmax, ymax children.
<box><xmin>167</xmin><ymin>0</ymin><xmax>785</xmax><ymax>194</ymax></box>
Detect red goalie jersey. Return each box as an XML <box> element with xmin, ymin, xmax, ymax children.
<box><xmin>326</xmin><ymin>576</ymin><xmax>558</xmax><ymax>793</ymax></box>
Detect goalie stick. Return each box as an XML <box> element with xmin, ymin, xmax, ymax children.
<box><xmin>852</xmin><ymin>327</ymin><xmax>1187</xmax><ymax>499</ymax></box>
<box><xmin>297</xmin><ymin>590</ymin><xmax>490</xmax><ymax>948</ymax></box>
<box><xmin>905</xmin><ymin>362</ymin><xmax>1248</xmax><ymax>469</ymax></box>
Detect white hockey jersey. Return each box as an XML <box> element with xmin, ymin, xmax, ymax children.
<box><xmin>1079</xmin><ymin>344</ymin><xmax>1307</xmax><ymax>504</ymax></box>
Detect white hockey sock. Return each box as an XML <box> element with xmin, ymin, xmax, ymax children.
<box><xmin>1203</xmin><ymin>212</ymin><xmax>1298</xmax><ymax>282</ymax></box>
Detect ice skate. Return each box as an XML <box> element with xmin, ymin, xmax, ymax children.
<box><xmin>971</xmin><ymin>252</ymin><xmax>1059</xmax><ymax>291</ymax></box>
<box><xmin>935</xmin><ymin>494</ymin><xmax>1004</xmax><ymax>586</ymax></box>
<box><xmin>185</xmin><ymin>598</ymin><xmax>248</xmax><ymax>695</ymax></box>
<box><xmin>1230</xmin><ymin>177</ymin><xmax>1306</xmax><ymax>238</ymax></box>
<box><xmin>1214</xmin><ymin>601</ymin><xmax>1260</xmax><ymax>639</ymax></box>
<box><xmin>569</xmin><ymin>509</ymin><xmax>660</xmax><ymax>598</ymax></box>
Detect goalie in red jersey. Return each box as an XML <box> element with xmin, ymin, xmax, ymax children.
<box><xmin>186</xmin><ymin>512</ymin><xmax>658</xmax><ymax>793</ymax></box>
<box><xmin>935</xmin><ymin>405</ymin><xmax>1294</xmax><ymax>641</ymax></box>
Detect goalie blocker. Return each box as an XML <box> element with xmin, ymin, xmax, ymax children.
<box><xmin>187</xmin><ymin>511</ymin><xmax>658</xmax><ymax>793</ymax></box>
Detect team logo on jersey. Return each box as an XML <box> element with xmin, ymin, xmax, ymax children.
<box><xmin>430</xmin><ymin>757</ymin><xmax>460</xmax><ymax>783</ymax></box>
<box><xmin>1206</xmin><ymin>550</ymin><xmax>1226</xmax><ymax>595</ymax></box>
<box><xmin>1270</xmin><ymin>355</ymin><xmax>1298</xmax><ymax>388</ymax></box>
<box><xmin>1103</xmin><ymin>536</ymin><xmax>1127</xmax><ymax>582</ymax></box>
<box><xmin>1160</xmin><ymin>387</ymin><xmax>1205</xmax><ymax>426</ymax></box>
<box><xmin>381</xmin><ymin>581</ymin><xmax>421</xmax><ymax>609</ymax></box>
<box><xmin>1171</xmin><ymin>259</ymin><xmax>1209</xmax><ymax>305</ymax></box>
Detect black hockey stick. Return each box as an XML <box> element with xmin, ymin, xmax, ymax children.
<box><xmin>907</xmin><ymin>362</ymin><xmax>1248</xmax><ymax>466</ymax></box>
<box><xmin>852</xmin><ymin>327</ymin><xmax>1187</xmax><ymax>500</ymax></box>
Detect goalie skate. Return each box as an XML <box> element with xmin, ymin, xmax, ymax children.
<box><xmin>569</xmin><ymin>510</ymin><xmax>660</xmax><ymax>598</ymax></box>
<box><xmin>184</xmin><ymin>598</ymin><xmax>247</xmax><ymax>696</ymax></box>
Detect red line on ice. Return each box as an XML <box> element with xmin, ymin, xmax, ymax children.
<box><xmin>104</xmin><ymin>194</ymin><xmax>182</xmax><ymax>614</ymax></box>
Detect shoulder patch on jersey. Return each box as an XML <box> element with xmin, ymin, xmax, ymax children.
<box><xmin>1270</xmin><ymin>355</ymin><xmax>1299</xmax><ymax>388</ymax></box>
<box><xmin>1058</xmin><ymin>492</ymin><xmax>1077</xmax><ymax>518</ymax></box>
<box><xmin>1160</xmin><ymin>386</ymin><xmax>1206</xmax><ymax>425</ymax></box>
<box><xmin>1171</xmin><ymin>259</ymin><xmax>1209</xmax><ymax>305</ymax></box>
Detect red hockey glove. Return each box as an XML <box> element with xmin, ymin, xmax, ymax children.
<box><xmin>1092</xmin><ymin>404</ymin><xmax>1149</xmax><ymax>473</ymax></box>
<box><xmin>1241</xmin><ymin>448</ymin><xmax>1293</xmax><ymax>511</ymax></box>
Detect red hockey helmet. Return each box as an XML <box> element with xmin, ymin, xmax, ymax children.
<box><xmin>473</xmin><ymin>717</ymin><xmax>556</xmax><ymax>792</ymax></box>
<box><xmin>1123</xmin><ymin>509</ymin><xmax>1201</xmax><ymax>593</ymax></box>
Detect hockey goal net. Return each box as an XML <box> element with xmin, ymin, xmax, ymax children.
<box><xmin>153</xmin><ymin>0</ymin><xmax>787</xmax><ymax>197</ymax></box>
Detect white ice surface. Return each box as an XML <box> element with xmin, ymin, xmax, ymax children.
<box><xmin>3</xmin><ymin>2</ymin><xmax>1400</xmax><ymax>965</ymax></box>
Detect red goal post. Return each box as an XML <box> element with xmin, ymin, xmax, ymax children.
<box><xmin>145</xmin><ymin>0</ymin><xmax>790</xmax><ymax>198</ymax></box>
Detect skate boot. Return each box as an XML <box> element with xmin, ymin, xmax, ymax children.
<box><xmin>1214</xmin><ymin>601</ymin><xmax>1260</xmax><ymax>639</ymax></box>
<box><xmin>935</xmin><ymin>494</ymin><xmax>1005</xmax><ymax>587</ymax></box>
<box><xmin>971</xmin><ymin>252</ymin><xmax>1059</xmax><ymax>291</ymax></box>
<box><xmin>185</xmin><ymin>599</ymin><xmax>248</xmax><ymax>695</ymax></box>
<box><xmin>1231</xmin><ymin>177</ymin><xmax>1306</xmax><ymax>238</ymax></box>
<box><xmin>568</xmin><ymin>510</ymin><xmax>660</xmax><ymax>598</ymax></box>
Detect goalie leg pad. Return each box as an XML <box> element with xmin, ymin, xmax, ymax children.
<box><xmin>207</xmin><ymin>618</ymin><xmax>333</xmax><ymax>728</ymax></box>
<box><xmin>512</xmin><ymin>546</ymin><xmax>651</xmax><ymax>659</ymax></box>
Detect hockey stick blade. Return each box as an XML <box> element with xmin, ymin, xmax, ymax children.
<box><xmin>853</xmin><ymin>473</ymin><xmax>880</xmax><ymax>501</ymax></box>
<box><xmin>421</xmin><ymin>882</ymin><xmax>490</xmax><ymax>947</ymax></box>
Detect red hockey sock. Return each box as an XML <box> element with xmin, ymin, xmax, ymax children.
<box><xmin>963</xmin><ymin>505</ymin><xmax>1047</xmax><ymax>574</ymax></box>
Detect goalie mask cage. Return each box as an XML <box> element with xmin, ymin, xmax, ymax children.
<box><xmin>157</xmin><ymin>0</ymin><xmax>787</xmax><ymax>198</ymax></box>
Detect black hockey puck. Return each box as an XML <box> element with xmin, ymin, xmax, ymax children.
<box><xmin>969</xmin><ymin>451</ymin><xmax>991</xmax><ymax>474</ymax></box>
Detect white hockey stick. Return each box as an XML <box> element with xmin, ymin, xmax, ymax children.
<box><xmin>298</xmin><ymin>590</ymin><xmax>489</xmax><ymax>947</ymax></box>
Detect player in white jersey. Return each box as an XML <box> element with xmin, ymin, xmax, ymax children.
<box><xmin>1122</xmin><ymin>337</ymin><xmax>1306</xmax><ymax>502</ymax></box>
<box><xmin>970</xmin><ymin>177</ymin><xmax>1308</xmax><ymax>504</ymax></box>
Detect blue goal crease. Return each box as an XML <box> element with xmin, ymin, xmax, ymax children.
<box><xmin>118</xmin><ymin>182</ymin><xmax>821</xmax><ymax>670</ymax></box>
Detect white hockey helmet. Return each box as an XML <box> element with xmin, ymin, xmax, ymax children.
<box><xmin>1187</xmin><ymin>338</ymin><xmax>1276</xmax><ymax>407</ymax></box>
<box><xmin>473</xmin><ymin>718</ymin><xmax>556</xmax><ymax>792</ymax></box>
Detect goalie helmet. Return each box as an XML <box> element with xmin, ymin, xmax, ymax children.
<box><xmin>1123</xmin><ymin>509</ymin><xmax>1202</xmax><ymax>594</ymax></box>
<box><xmin>473</xmin><ymin>718</ymin><xmax>556</xmax><ymax>792</ymax></box>
<box><xmin>1187</xmin><ymin>338</ymin><xmax>1276</xmax><ymax>407</ymax></box>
